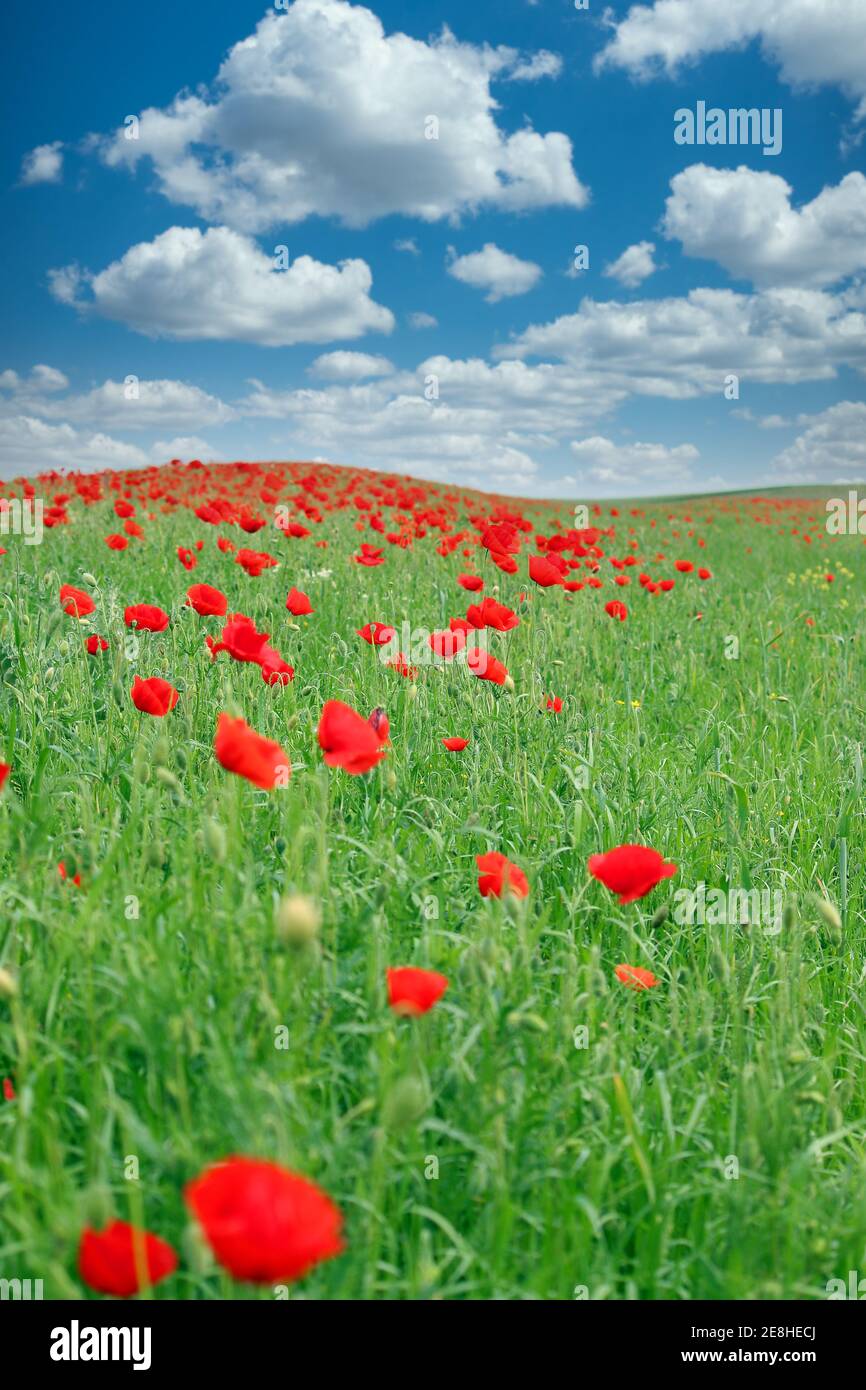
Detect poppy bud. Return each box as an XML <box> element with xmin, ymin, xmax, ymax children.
<box><xmin>82</xmin><ymin>1184</ymin><xmax>113</xmax><ymax>1229</ymax></box>
<box><xmin>147</xmin><ymin>839</ymin><xmax>165</xmax><ymax>868</ymax></box>
<box><xmin>407</xmin><ymin>684</ymin><xmax>418</xmax><ymax>701</ymax></box>
<box><xmin>81</xmin><ymin>573</ymin><xmax>98</xmax><ymax>587</ymax></box>
<box><xmin>383</xmin><ymin>1075</ymin><xmax>428</xmax><ymax>1132</ymax></box>
<box><xmin>649</xmin><ymin>904</ymin><xmax>669</xmax><ymax>928</ymax></box>
<box><xmin>274</xmin><ymin>835</ymin><xmax>288</xmax><ymax>856</ymax></box>
<box><xmin>203</xmin><ymin>817</ymin><xmax>227</xmax><ymax>862</ymax></box>
<box><xmin>276</xmin><ymin>894</ymin><xmax>321</xmax><ymax>947</ymax></box>
<box><xmin>175</xmin><ymin>748</ymin><xmax>188</xmax><ymax>771</ymax></box>
<box><xmin>503</xmin><ymin>674</ymin><xmax>515</xmax><ymax>692</ymax></box>
<box><xmin>782</xmin><ymin>900</ymin><xmax>797</xmax><ymax>933</ymax></box>
<box><xmin>385</xmin><ymin>767</ymin><xmax>397</xmax><ymax>791</ymax></box>
<box><xmin>156</xmin><ymin>767</ymin><xmax>182</xmax><ymax>796</ymax></box>
<box><xmin>153</xmin><ymin>736</ymin><xmax>171</xmax><ymax>767</ymax></box>
<box><xmin>0</xmin><ymin>967</ymin><xmax>18</xmax><ymax>999</ymax></box>
<box><xmin>815</xmin><ymin>898</ymin><xmax>842</xmax><ymax>939</ymax></box>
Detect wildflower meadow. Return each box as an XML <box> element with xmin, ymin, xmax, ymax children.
<box><xmin>0</xmin><ymin>463</ymin><xmax>863</xmax><ymax>1303</ymax></box>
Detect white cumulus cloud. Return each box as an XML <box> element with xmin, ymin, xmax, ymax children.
<box><xmin>447</xmin><ymin>243</ymin><xmax>543</xmax><ymax>301</ymax></box>
<box><xmin>663</xmin><ymin>166</ymin><xmax>866</xmax><ymax>287</ymax></box>
<box><xmin>96</xmin><ymin>0</ymin><xmax>586</xmax><ymax>231</ymax></box>
<box><xmin>49</xmin><ymin>225</ymin><xmax>394</xmax><ymax>347</ymax></box>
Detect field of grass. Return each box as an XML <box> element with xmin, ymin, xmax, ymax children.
<box><xmin>1</xmin><ymin>462</ymin><xmax>864</xmax><ymax>1301</ymax></box>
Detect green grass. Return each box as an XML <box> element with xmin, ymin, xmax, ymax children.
<box><xmin>1</xmin><ymin>475</ymin><xmax>865</xmax><ymax>1300</ymax></box>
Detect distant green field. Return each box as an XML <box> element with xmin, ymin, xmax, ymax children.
<box><xmin>1</xmin><ymin>466</ymin><xmax>864</xmax><ymax>1300</ymax></box>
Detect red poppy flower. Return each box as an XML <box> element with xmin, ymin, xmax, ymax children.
<box><xmin>60</xmin><ymin>584</ymin><xmax>95</xmax><ymax>618</ymax></box>
<box><xmin>698</xmin><ymin>567</ymin><xmax>712</xmax><ymax>580</ymax></box>
<box><xmin>387</xmin><ymin>967</ymin><xmax>449</xmax><ymax>1015</ymax></box>
<box><xmin>104</xmin><ymin>533</ymin><xmax>129</xmax><ymax>551</ymax></box>
<box><xmin>78</xmin><ymin>1221</ymin><xmax>177</xmax><ymax>1297</ymax></box>
<box><xmin>429</xmin><ymin>628</ymin><xmax>466</xmax><ymax>660</ymax></box>
<box><xmin>368</xmin><ymin>707</ymin><xmax>390</xmax><ymax>742</ymax></box>
<box><xmin>184</xmin><ymin>1157</ymin><xmax>344</xmax><ymax>1284</ymax></box>
<box><xmin>214</xmin><ymin>713</ymin><xmax>290</xmax><ymax>789</ymax></box>
<box><xmin>235</xmin><ymin>548</ymin><xmax>279</xmax><ymax>577</ymax></box>
<box><xmin>260</xmin><ymin>649</ymin><xmax>295</xmax><ymax>685</ymax></box>
<box><xmin>385</xmin><ymin>652</ymin><xmax>418</xmax><ymax>679</ymax></box>
<box><xmin>604</xmin><ymin>600</ymin><xmax>628</xmax><ymax>622</ymax></box>
<box><xmin>209</xmin><ymin>614</ymin><xmax>271</xmax><ymax>663</ymax></box>
<box><xmin>177</xmin><ymin>546</ymin><xmax>198</xmax><ymax>571</ymax></box>
<box><xmin>318</xmin><ymin>700</ymin><xmax>388</xmax><ymax>775</ymax></box>
<box><xmin>659</xmin><ymin>579</ymin><xmax>675</xmax><ymax>592</ymax></box>
<box><xmin>357</xmin><ymin>622</ymin><xmax>395</xmax><ymax>646</ymax></box>
<box><xmin>546</xmin><ymin>695</ymin><xmax>563</xmax><ymax>712</ymax></box>
<box><xmin>441</xmin><ymin>736</ymin><xmax>469</xmax><ymax>751</ymax></box>
<box><xmin>465</xmin><ymin>597</ymin><xmax>519</xmax><ymax>632</ymax></box>
<box><xmin>114</xmin><ymin>500</ymin><xmax>135</xmax><ymax>518</ymax></box>
<box><xmin>477</xmin><ymin>851</ymin><xmax>529</xmax><ymax>899</ymax></box>
<box><xmin>528</xmin><ymin>555</ymin><xmax>564</xmax><ymax>588</ymax></box>
<box><xmin>58</xmin><ymin>860</ymin><xmax>81</xmax><ymax>887</ymax></box>
<box><xmin>457</xmin><ymin>574</ymin><xmax>484</xmax><ymax>591</ymax></box>
<box><xmin>286</xmin><ymin>587</ymin><xmax>314</xmax><ymax>616</ymax></box>
<box><xmin>674</xmin><ymin>560</ymin><xmax>694</xmax><ymax>573</ymax></box>
<box><xmin>353</xmin><ymin>543</ymin><xmax>384</xmax><ymax>567</ymax></box>
<box><xmin>615</xmin><ymin>964</ymin><xmax>660</xmax><ymax>991</ymax></box>
<box><xmin>0</xmin><ymin>763</ymin><xmax>10</xmax><ymax>791</ymax></box>
<box><xmin>2</xmin><ymin>1077</ymin><xmax>14</xmax><ymax>1102</ymax></box>
<box><xmin>466</xmin><ymin>648</ymin><xmax>508</xmax><ymax>685</ymax></box>
<box><xmin>130</xmin><ymin>676</ymin><xmax>179</xmax><ymax>717</ymax></box>
<box><xmin>587</xmin><ymin>845</ymin><xmax>677</xmax><ymax>903</ymax></box>
<box><xmin>124</xmin><ymin>603</ymin><xmax>170</xmax><ymax>632</ymax></box>
<box><xmin>85</xmin><ymin>634</ymin><xmax>109</xmax><ymax>655</ymax></box>
<box><xmin>186</xmin><ymin>583</ymin><xmax>228</xmax><ymax>617</ymax></box>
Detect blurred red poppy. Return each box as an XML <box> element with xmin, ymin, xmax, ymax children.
<box><xmin>0</xmin><ymin>763</ymin><xmax>11</xmax><ymax>791</ymax></box>
<box><xmin>588</xmin><ymin>845</ymin><xmax>677</xmax><ymax>903</ymax></box>
<box><xmin>85</xmin><ymin>635</ymin><xmax>109</xmax><ymax>655</ymax></box>
<box><xmin>477</xmin><ymin>851</ymin><xmax>529</xmax><ymax>899</ymax></box>
<box><xmin>214</xmin><ymin>713</ymin><xmax>290</xmax><ymax>789</ymax></box>
<box><xmin>441</xmin><ymin>736</ymin><xmax>469</xmax><ymax>751</ymax></box>
<box><xmin>546</xmin><ymin>695</ymin><xmax>562</xmax><ymax>712</ymax></box>
<box><xmin>387</xmin><ymin>966</ymin><xmax>449</xmax><ymax>1015</ymax></box>
<box><xmin>78</xmin><ymin>1220</ymin><xmax>177</xmax><ymax>1297</ymax></box>
<box><xmin>604</xmin><ymin>600</ymin><xmax>628</xmax><ymax>622</ymax></box>
<box><xmin>615</xmin><ymin>964</ymin><xmax>659</xmax><ymax>991</ymax></box>
<box><xmin>185</xmin><ymin>1157</ymin><xmax>344</xmax><ymax>1284</ymax></box>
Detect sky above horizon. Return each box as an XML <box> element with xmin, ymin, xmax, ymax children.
<box><xmin>2</xmin><ymin>0</ymin><xmax>865</xmax><ymax>498</ymax></box>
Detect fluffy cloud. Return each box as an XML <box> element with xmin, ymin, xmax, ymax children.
<box><xmin>408</xmin><ymin>312</ymin><xmax>437</xmax><ymax>329</ymax></box>
<box><xmin>0</xmin><ymin>415</ymin><xmax>150</xmax><ymax>474</ymax></box>
<box><xmin>19</xmin><ymin>142</ymin><xmax>63</xmax><ymax>186</ymax></box>
<box><xmin>497</xmin><ymin>285</ymin><xmax>866</xmax><ymax>393</ymax></box>
<box><xmin>595</xmin><ymin>0</ymin><xmax>866</xmax><ymax>118</ymax></box>
<box><xmin>0</xmin><ymin>364</ymin><xmax>69</xmax><ymax>394</ymax></box>
<box><xmin>8</xmin><ymin>378</ymin><xmax>234</xmax><ymax>431</ymax></box>
<box><xmin>568</xmin><ymin>435</ymin><xmax>699</xmax><ymax>486</ymax></box>
<box><xmin>770</xmin><ymin>401</ymin><xmax>866</xmax><ymax>480</ymax></box>
<box><xmin>97</xmin><ymin>0</ymin><xmax>585</xmax><ymax>231</ymax></box>
<box><xmin>604</xmin><ymin>241</ymin><xmax>658</xmax><ymax>288</ymax></box>
<box><xmin>49</xmin><ymin>226</ymin><xmax>394</xmax><ymax>346</ymax></box>
<box><xmin>308</xmin><ymin>351</ymin><xmax>394</xmax><ymax>379</ymax></box>
<box><xmin>447</xmin><ymin>243</ymin><xmax>543</xmax><ymax>301</ymax></box>
<box><xmin>663</xmin><ymin>166</ymin><xmax>866</xmax><ymax>287</ymax></box>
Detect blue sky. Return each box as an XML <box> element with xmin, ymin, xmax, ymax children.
<box><xmin>2</xmin><ymin>0</ymin><xmax>865</xmax><ymax>496</ymax></box>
